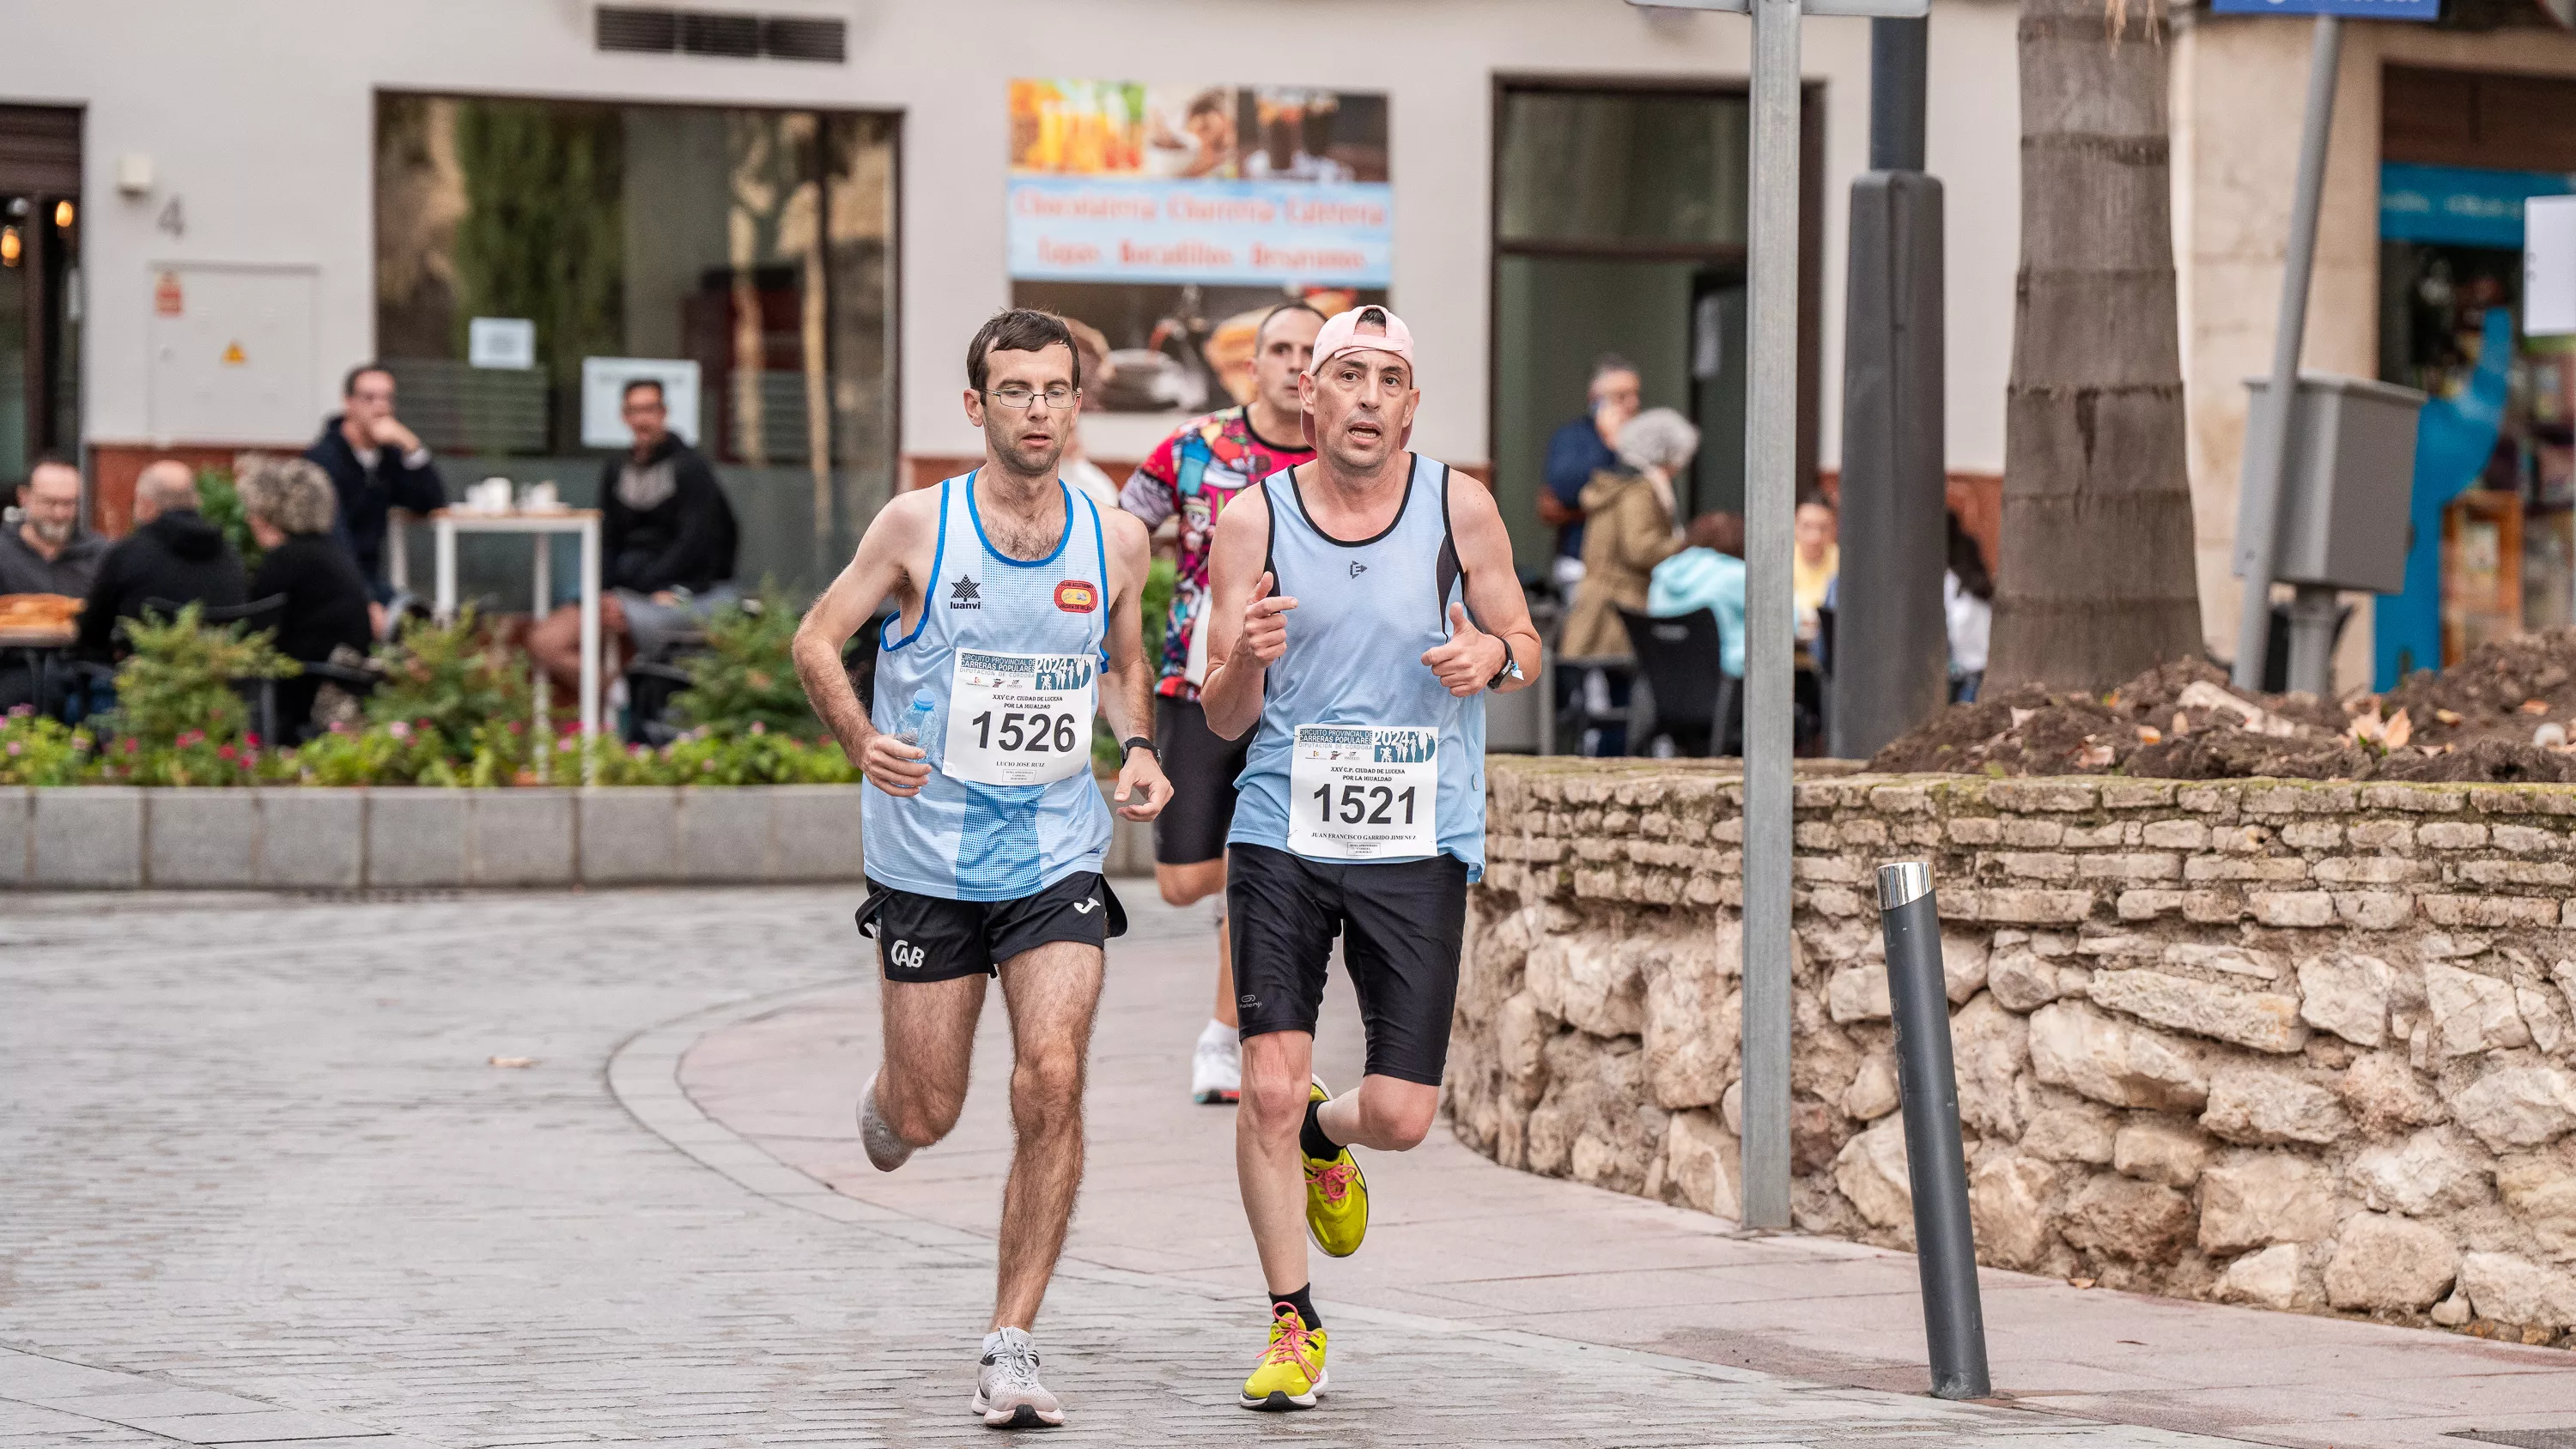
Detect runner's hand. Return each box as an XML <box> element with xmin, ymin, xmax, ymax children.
<box><xmin>1241</xmin><ymin>571</ymin><xmax>1296</xmax><ymax>667</ymax></box>
<box><xmin>1421</xmin><ymin>603</ymin><xmax>1505</xmax><ymax>698</ymax></box>
<box><xmin>1113</xmin><ymin>746</ymin><xmax>1169</xmax><ymax>822</ymax></box>
<box><xmin>860</xmin><ymin>731</ymin><xmax>933</xmax><ymax>797</ymax></box>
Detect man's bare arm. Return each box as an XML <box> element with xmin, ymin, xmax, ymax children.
<box><xmin>1422</xmin><ymin>474</ymin><xmax>1543</xmax><ymax>695</ymax></box>
<box><xmin>1197</xmin><ymin>486</ymin><xmax>1284</xmax><ymax>742</ymax></box>
<box><xmin>793</xmin><ymin>494</ymin><xmax>934</xmax><ymax>794</ymax></box>
<box><xmin>1097</xmin><ymin>510</ymin><xmax>1169</xmax><ymax>821</ymax></box>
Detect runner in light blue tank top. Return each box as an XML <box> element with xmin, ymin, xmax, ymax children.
<box><xmin>789</xmin><ymin>310</ymin><xmax>1168</xmax><ymax>1427</ymax></box>
<box><xmin>1227</xmin><ymin>453</ymin><xmax>1487</xmax><ymax>876</ymax></box>
<box><xmin>864</xmin><ymin>470</ymin><xmax>1113</xmax><ymax>900</ymax></box>
<box><xmin>1188</xmin><ymin>305</ymin><xmax>1543</xmax><ymax>1413</ymax></box>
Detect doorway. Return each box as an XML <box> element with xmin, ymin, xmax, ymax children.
<box><xmin>0</xmin><ymin>105</ymin><xmax>82</xmax><ymax>487</ymax></box>
<box><xmin>1489</xmin><ymin>79</ymin><xmax>1819</xmax><ymax>573</ymax></box>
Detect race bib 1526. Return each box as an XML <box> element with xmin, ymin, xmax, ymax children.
<box><xmin>941</xmin><ymin>650</ymin><xmax>1097</xmax><ymax>787</ymax></box>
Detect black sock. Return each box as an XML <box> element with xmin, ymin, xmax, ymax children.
<box><xmin>1269</xmin><ymin>1283</ymin><xmax>1321</xmax><ymax>1330</ymax></box>
<box><xmin>1300</xmin><ymin>1097</ymin><xmax>1340</xmax><ymax>1162</ymax></box>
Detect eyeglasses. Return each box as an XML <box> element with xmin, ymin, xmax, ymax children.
<box><xmin>985</xmin><ymin>384</ymin><xmax>1078</xmax><ymax>412</ymax></box>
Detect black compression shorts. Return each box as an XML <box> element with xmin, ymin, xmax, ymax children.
<box><xmin>1226</xmin><ymin>842</ymin><xmax>1469</xmax><ymax>1086</ymax></box>
<box><xmin>856</xmin><ymin>872</ymin><xmax>1127</xmax><ymax>985</ymax></box>
<box><xmin>1153</xmin><ymin>695</ymin><xmax>1251</xmax><ymax>868</ymax></box>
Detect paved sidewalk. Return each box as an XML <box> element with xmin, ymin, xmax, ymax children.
<box><xmin>0</xmin><ymin>887</ymin><xmax>2555</xmax><ymax>1448</ymax></box>
<box><xmin>683</xmin><ymin>891</ymin><xmax>2576</xmax><ymax>1449</ymax></box>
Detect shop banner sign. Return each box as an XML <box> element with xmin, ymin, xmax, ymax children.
<box><xmin>1007</xmin><ymin>177</ymin><xmax>1390</xmax><ymax>288</ymax></box>
<box><xmin>2381</xmin><ymin>162</ymin><xmax>2574</xmax><ymax>248</ymax></box>
<box><xmin>2209</xmin><ymin>0</ymin><xmax>2438</xmax><ymax>17</ymax></box>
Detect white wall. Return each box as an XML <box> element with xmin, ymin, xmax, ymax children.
<box><xmin>0</xmin><ymin>0</ymin><xmax>2019</xmax><ymax>475</ymax></box>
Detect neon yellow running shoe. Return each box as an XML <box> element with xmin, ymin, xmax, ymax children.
<box><xmin>1238</xmin><ymin>1305</ymin><xmax>1328</xmax><ymax>1410</ymax></box>
<box><xmin>1303</xmin><ymin>1079</ymin><xmax>1369</xmax><ymax>1258</ymax></box>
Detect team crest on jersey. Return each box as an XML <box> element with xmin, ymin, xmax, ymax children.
<box><xmin>1054</xmin><ymin>579</ymin><xmax>1099</xmax><ymax>613</ymax></box>
<box><xmin>949</xmin><ymin>576</ymin><xmax>982</xmax><ymax>609</ymax></box>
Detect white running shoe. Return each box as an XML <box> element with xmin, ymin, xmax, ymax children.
<box><xmin>974</xmin><ymin>1327</ymin><xmax>1066</xmax><ymax>1428</ymax></box>
<box><xmin>858</xmin><ymin>1074</ymin><xmax>914</xmax><ymax>1172</ymax></box>
<box><xmin>1191</xmin><ymin>1020</ymin><xmax>1242</xmax><ymax>1105</ymax></box>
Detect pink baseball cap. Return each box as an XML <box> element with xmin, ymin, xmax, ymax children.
<box><xmin>1301</xmin><ymin>304</ymin><xmax>1417</xmax><ymax>447</ymax></box>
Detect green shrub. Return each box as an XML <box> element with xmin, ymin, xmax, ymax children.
<box><xmin>582</xmin><ymin>723</ymin><xmax>856</xmax><ymax>786</ymax></box>
<box><xmin>105</xmin><ymin>603</ymin><xmax>299</xmax><ymax>761</ymax></box>
<box><xmin>367</xmin><ymin>608</ymin><xmax>532</xmax><ymax>761</ymax></box>
<box><xmin>193</xmin><ymin>464</ymin><xmax>263</xmax><ymax>572</ymax></box>
<box><xmin>669</xmin><ymin>585</ymin><xmax>822</xmax><ymax>740</ymax></box>
<box><xmin>0</xmin><ymin>710</ymin><xmax>94</xmax><ymax>786</ymax></box>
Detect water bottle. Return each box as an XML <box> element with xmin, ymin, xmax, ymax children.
<box><xmin>896</xmin><ymin>687</ymin><xmax>936</xmax><ymax>748</ymax></box>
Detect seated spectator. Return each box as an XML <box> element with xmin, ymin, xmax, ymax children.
<box><xmin>0</xmin><ymin>456</ymin><xmax>109</xmax><ymax>597</ymax></box>
<box><xmin>1649</xmin><ymin>512</ymin><xmax>1747</xmax><ymax>678</ymax></box>
<box><xmin>305</xmin><ymin>361</ymin><xmax>447</xmax><ymax>598</ymax></box>
<box><xmin>529</xmin><ymin>378</ymin><xmax>738</xmax><ymax>693</ymax></box>
<box><xmin>239</xmin><ymin>456</ymin><xmax>374</xmax><ymax>739</ymax></box>
<box><xmin>1793</xmin><ymin>494</ymin><xmax>1838</xmax><ymax>645</ymax></box>
<box><xmin>1945</xmin><ymin>509</ymin><xmax>1993</xmax><ymax>703</ymax></box>
<box><xmin>76</xmin><ymin>461</ymin><xmax>248</xmax><ymax>660</ymax></box>
<box><xmin>1558</xmin><ymin>407</ymin><xmax>1694</xmax><ymax>661</ymax></box>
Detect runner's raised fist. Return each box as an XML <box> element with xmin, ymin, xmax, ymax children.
<box><xmin>1420</xmin><ymin>603</ymin><xmax>1505</xmax><ymax>698</ymax></box>
<box><xmin>1241</xmin><ymin>571</ymin><xmax>1297</xmax><ymax>667</ymax></box>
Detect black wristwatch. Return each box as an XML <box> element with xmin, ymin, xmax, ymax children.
<box><xmin>1122</xmin><ymin>736</ymin><xmax>1158</xmax><ymax>762</ymax></box>
<box><xmin>1485</xmin><ymin>641</ymin><xmax>1524</xmax><ymax>692</ymax></box>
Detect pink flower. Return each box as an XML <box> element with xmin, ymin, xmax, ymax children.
<box><xmin>749</xmin><ymin>720</ymin><xmax>767</xmax><ymax>736</ymax></box>
<box><xmin>123</xmin><ymin>738</ymin><xmax>138</xmax><ymax>755</ymax></box>
<box><xmin>5</xmin><ymin>741</ymin><xmax>21</xmax><ymax>757</ymax></box>
<box><xmin>388</xmin><ymin>720</ymin><xmax>411</xmax><ymax>741</ymax></box>
<box><xmin>244</xmin><ymin>732</ymin><xmax>262</xmax><ymax>749</ymax></box>
<box><xmin>217</xmin><ymin>745</ymin><xmax>238</xmax><ymax>761</ymax></box>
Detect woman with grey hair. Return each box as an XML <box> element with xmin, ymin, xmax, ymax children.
<box><xmin>1557</xmin><ymin>407</ymin><xmax>1698</xmax><ymax>753</ymax></box>
<box><xmin>239</xmin><ymin>454</ymin><xmax>374</xmax><ymax>738</ymax></box>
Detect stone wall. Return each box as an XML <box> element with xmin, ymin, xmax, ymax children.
<box><xmin>1448</xmin><ymin>761</ymin><xmax>2576</xmax><ymax>1344</ymax></box>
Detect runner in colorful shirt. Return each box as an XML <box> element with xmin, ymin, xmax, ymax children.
<box><xmin>1117</xmin><ymin>300</ymin><xmax>1324</xmax><ymax>1106</ymax></box>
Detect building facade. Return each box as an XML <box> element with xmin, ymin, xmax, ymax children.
<box><xmin>0</xmin><ymin>0</ymin><xmax>2027</xmax><ymax>600</ymax></box>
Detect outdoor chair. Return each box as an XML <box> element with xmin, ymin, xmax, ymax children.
<box><xmin>1619</xmin><ymin>607</ymin><xmax>1741</xmax><ymax>757</ymax></box>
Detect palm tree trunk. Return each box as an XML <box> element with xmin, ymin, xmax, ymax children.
<box><xmin>1987</xmin><ymin>0</ymin><xmax>2205</xmax><ymax>693</ymax></box>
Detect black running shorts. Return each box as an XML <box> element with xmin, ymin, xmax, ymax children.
<box><xmin>1226</xmin><ymin>842</ymin><xmax>1469</xmax><ymax>1087</ymax></box>
<box><xmin>1153</xmin><ymin>695</ymin><xmax>1252</xmax><ymax>867</ymax></box>
<box><xmin>856</xmin><ymin>872</ymin><xmax>1127</xmax><ymax>985</ymax></box>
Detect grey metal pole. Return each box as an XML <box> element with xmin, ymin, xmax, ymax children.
<box><xmin>1739</xmin><ymin>0</ymin><xmax>1801</xmax><ymax>1234</ymax></box>
<box><xmin>1868</xmin><ymin>15</ymin><xmax>1928</xmax><ymax>173</ymax></box>
<box><xmin>2230</xmin><ymin>14</ymin><xmax>2344</xmax><ymax>691</ymax></box>
<box><xmin>2285</xmin><ymin>583</ymin><xmax>2338</xmax><ymax>698</ymax></box>
<box><xmin>1877</xmin><ymin>861</ymin><xmax>1990</xmax><ymax>1401</ymax></box>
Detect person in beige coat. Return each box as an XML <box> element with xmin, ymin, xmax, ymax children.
<box><xmin>1558</xmin><ymin>407</ymin><xmax>1698</xmax><ymax>661</ymax></box>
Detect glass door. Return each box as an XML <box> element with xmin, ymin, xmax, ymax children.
<box><xmin>0</xmin><ymin>188</ymin><xmax>80</xmax><ymax>484</ymax></box>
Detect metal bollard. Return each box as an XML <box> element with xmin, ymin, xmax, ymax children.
<box><xmin>1876</xmin><ymin>861</ymin><xmax>1991</xmax><ymax>1401</ymax></box>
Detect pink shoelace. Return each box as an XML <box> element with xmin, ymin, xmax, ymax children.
<box><xmin>1306</xmin><ymin>1157</ymin><xmax>1357</xmax><ymax>1208</ymax></box>
<box><xmin>1263</xmin><ymin>1307</ymin><xmax>1321</xmax><ymax>1374</ymax></box>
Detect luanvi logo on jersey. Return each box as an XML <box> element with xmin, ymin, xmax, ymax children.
<box><xmin>888</xmin><ymin>939</ymin><xmax>927</xmax><ymax>972</ymax></box>
<box><xmin>1054</xmin><ymin>579</ymin><xmax>1099</xmax><ymax>613</ymax></box>
<box><xmin>949</xmin><ymin>576</ymin><xmax>982</xmax><ymax>609</ymax></box>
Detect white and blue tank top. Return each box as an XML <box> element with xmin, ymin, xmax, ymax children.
<box><xmin>1228</xmin><ymin>454</ymin><xmax>1487</xmax><ymax>879</ymax></box>
<box><xmin>862</xmin><ymin>473</ymin><xmax>1112</xmax><ymax>901</ymax></box>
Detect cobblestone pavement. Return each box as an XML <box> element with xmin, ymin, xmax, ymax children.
<box><xmin>1</xmin><ymin>888</ymin><xmax>2241</xmax><ymax>1446</ymax></box>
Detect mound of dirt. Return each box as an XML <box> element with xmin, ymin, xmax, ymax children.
<box><xmin>1867</xmin><ymin>632</ymin><xmax>2576</xmax><ymax>784</ymax></box>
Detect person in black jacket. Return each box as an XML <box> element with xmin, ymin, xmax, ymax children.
<box><xmin>529</xmin><ymin>379</ymin><xmax>738</xmax><ymax>693</ymax></box>
<box><xmin>303</xmin><ymin>362</ymin><xmax>446</xmax><ymax>597</ymax></box>
<box><xmin>76</xmin><ymin>461</ymin><xmax>250</xmax><ymax>659</ymax></box>
<box><xmin>240</xmin><ymin>456</ymin><xmax>375</xmax><ymax>740</ymax></box>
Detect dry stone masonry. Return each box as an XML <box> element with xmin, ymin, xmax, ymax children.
<box><xmin>1449</xmin><ymin>760</ymin><xmax>2576</xmax><ymax>1346</ymax></box>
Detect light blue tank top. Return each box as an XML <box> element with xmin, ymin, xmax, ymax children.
<box><xmin>862</xmin><ymin>473</ymin><xmax>1112</xmax><ymax>901</ymax></box>
<box><xmin>1228</xmin><ymin>454</ymin><xmax>1486</xmax><ymax>878</ymax></box>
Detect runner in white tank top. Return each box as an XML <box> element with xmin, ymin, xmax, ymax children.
<box><xmin>792</xmin><ymin>310</ymin><xmax>1168</xmax><ymax>1430</ymax></box>
<box><xmin>1195</xmin><ymin>306</ymin><xmax>1542</xmax><ymax>1413</ymax></box>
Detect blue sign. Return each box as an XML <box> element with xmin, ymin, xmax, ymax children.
<box><xmin>1006</xmin><ymin>177</ymin><xmax>1393</xmax><ymax>288</ymax></box>
<box><xmin>2210</xmin><ymin>0</ymin><xmax>2437</xmax><ymax>16</ymax></box>
<box><xmin>2380</xmin><ymin>162</ymin><xmax>2575</xmax><ymax>247</ymax></box>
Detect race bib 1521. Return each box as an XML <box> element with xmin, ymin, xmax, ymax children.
<box><xmin>1287</xmin><ymin>724</ymin><xmax>1437</xmax><ymax>860</ymax></box>
<box><xmin>941</xmin><ymin>650</ymin><xmax>1097</xmax><ymax>787</ymax></box>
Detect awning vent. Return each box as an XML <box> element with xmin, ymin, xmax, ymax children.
<box><xmin>595</xmin><ymin>6</ymin><xmax>847</xmax><ymax>62</ymax></box>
